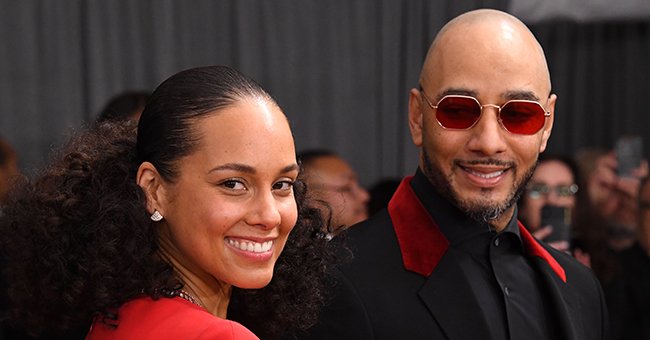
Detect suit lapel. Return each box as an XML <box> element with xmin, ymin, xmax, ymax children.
<box><xmin>519</xmin><ymin>224</ymin><xmax>582</xmax><ymax>339</ymax></box>
<box><xmin>388</xmin><ymin>176</ymin><xmax>448</xmax><ymax>276</ymax></box>
<box><xmin>531</xmin><ymin>253</ymin><xmax>582</xmax><ymax>340</ymax></box>
<box><xmin>391</xmin><ymin>177</ymin><xmax>492</xmax><ymax>339</ymax></box>
<box><xmin>418</xmin><ymin>248</ymin><xmax>493</xmax><ymax>340</ymax></box>
<box><xmin>389</xmin><ymin>176</ymin><xmax>579</xmax><ymax>339</ymax></box>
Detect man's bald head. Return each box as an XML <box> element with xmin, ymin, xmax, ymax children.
<box><xmin>420</xmin><ymin>9</ymin><xmax>551</xmax><ymax>96</ymax></box>
<box><xmin>408</xmin><ymin>9</ymin><xmax>557</xmax><ymax>230</ymax></box>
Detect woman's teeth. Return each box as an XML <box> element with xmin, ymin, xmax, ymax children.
<box><xmin>227</xmin><ymin>239</ymin><xmax>273</xmax><ymax>253</ymax></box>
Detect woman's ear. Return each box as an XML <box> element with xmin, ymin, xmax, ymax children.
<box><xmin>136</xmin><ymin>161</ymin><xmax>166</xmax><ymax>215</ymax></box>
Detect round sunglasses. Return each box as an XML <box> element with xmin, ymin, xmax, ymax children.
<box><xmin>420</xmin><ymin>90</ymin><xmax>551</xmax><ymax>135</ymax></box>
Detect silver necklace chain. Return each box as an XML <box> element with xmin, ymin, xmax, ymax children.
<box><xmin>176</xmin><ymin>289</ymin><xmax>207</xmax><ymax>310</ymax></box>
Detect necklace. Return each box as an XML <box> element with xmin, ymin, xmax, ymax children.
<box><xmin>177</xmin><ymin>289</ymin><xmax>207</xmax><ymax>310</ymax></box>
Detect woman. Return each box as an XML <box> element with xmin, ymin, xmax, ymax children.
<box><xmin>0</xmin><ymin>66</ymin><xmax>333</xmax><ymax>339</ymax></box>
<box><xmin>518</xmin><ymin>155</ymin><xmax>579</xmax><ymax>253</ymax></box>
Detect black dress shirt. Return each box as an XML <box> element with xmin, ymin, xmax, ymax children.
<box><xmin>411</xmin><ymin>169</ymin><xmax>558</xmax><ymax>340</ymax></box>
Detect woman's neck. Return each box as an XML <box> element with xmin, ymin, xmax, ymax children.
<box><xmin>157</xmin><ymin>233</ymin><xmax>232</xmax><ymax>318</ymax></box>
<box><xmin>180</xmin><ymin>278</ymin><xmax>232</xmax><ymax>318</ymax></box>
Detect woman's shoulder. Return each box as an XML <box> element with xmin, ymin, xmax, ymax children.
<box><xmin>86</xmin><ymin>296</ymin><xmax>259</xmax><ymax>340</ymax></box>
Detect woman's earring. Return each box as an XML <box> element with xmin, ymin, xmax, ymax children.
<box><xmin>150</xmin><ymin>210</ymin><xmax>163</xmax><ymax>222</ymax></box>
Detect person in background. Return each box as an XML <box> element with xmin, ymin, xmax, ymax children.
<box><xmin>576</xmin><ymin>150</ymin><xmax>647</xmax><ymax>251</ymax></box>
<box><xmin>572</xmin><ymin>149</ymin><xmax>647</xmax><ymax>283</ymax></box>
<box><xmin>0</xmin><ymin>138</ymin><xmax>20</xmax><ymax>207</ymax></box>
<box><xmin>518</xmin><ymin>155</ymin><xmax>580</xmax><ymax>253</ymax></box>
<box><xmin>298</xmin><ymin>9</ymin><xmax>607</xmax><ymax>340</ymax></box>
<box><xmin>610</xmin><ymin>175</ymin><xmax>650</xmax><ymax>340</ymax></box>
<box><xmin>96</xmin><ymin>91</ymin><xmax>150</xmax><ymax>123</ymax></box>
<box><xmin>0</xmin><ymin>137</ymin><xmax>30</xmax><ymax>339</ymax></box>
<box><xmin>0</xmin><ymin>66</ymin><xmax>334</xmax><ymax>340</ymax></box>
<box><xmin>573</xmin><ymin>149</ymin><xmax>649</xmax><ymax>340</ymax></box>
<box><xmin>298</xmin><ymin>149</ymin><xmax>369</xmax><ymax>237</ymax></box>
<box><xmin>602</xmin><ymin>175</ymin><xmax>650</xmax><ymax>340</ymax></box>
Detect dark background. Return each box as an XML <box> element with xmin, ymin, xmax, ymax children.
<box><xmin>1</xmin><ymin>0</ymin><xmax>649</xmax><ymax>186</ymax></box>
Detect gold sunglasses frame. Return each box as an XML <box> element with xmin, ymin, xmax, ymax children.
<box><xmin>420</xmin><ymin>89</ymin><xmax>551</xmax><ymax>135</ymax></box>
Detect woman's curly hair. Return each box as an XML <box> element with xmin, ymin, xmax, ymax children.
<box><xmin>0</xmin><ymin>121</ymin><xmax>176</xmax><ymax>335</ymax></box>
<box><xmin>0</xmin><ymin>66</ymin><xmax>341</xmax><ymax>338</ymax></box>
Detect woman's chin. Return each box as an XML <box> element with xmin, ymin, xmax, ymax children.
<box><xmin>232</xmin><ymin>272</ymin><xmax>274</xmax><ymax>289</ymax></box>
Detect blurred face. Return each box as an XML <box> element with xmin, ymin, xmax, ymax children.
<box><xmin>154</xmin><ymin>98</ymin><xmax>299</xmax><ymax>290</ymax></box>
<box><xmin>519</xmin><ymin>160</ymin><xmax>577</xmax><ymax>230</ymax></box>
<box><xmin>409</xmin><ymin>18</ymin><xmax>555</xmax><ymax>229</ymax></box>
<box><xmin>305</xmin><ymin>156</ymin><xmax>369</xmax><ymax>231</ymax></box>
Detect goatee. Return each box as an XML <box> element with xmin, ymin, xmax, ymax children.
<box><xmin>422</xmin><ymin>149</ymin><xmax>536</xmax><ymax>225</ymax></box>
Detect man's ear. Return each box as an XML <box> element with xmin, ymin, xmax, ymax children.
<box><xmin>539</xmin><ymin>93</ymin><xmax>557</xmax><ymax>153</ymax></box>
<box><xmin>136</xmin><ymin>161</ymin><xmax>167</xmax><ymax>215</ymax></box>
<box><xmin>408</xmin><ymin>88</ymin><xmax>424</xmax><ymax>147</ymax></box>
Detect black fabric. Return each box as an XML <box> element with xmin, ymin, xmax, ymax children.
<box><xmin>411</xmin><ymin>170</ymin><xmax>557</xmax><ymax>339</ymax></box>
<box><xmin>605</xmin><ymin>242</ymin><xmax>650</xmax><ymax>340</ymax></box>
<box><xmin>492</xmin><ymin>231</ymin><xmax>558</xmax><ymax>340</ymax></box>
<box><xmin>296</xmin><ymin>173</ymin><xmax>608</xmax><ymax>340</ymax></box>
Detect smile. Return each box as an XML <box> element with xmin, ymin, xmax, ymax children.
<box><xmin>457</xmin><ymin>162</ymin><xmax>512</xmax><ymax>188</ymax></box>
<box><xmin>464</xmin><ymin>168</ymin><xmax>505</xmax><ymax>179</ymax></box>
<box><xmin>226</xmin><ymin>238</ymin><xmax>273</xmax><ymax>253</ymax></box>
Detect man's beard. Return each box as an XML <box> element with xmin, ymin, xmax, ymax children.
<box><xmin>422</xmin><ymin>149</ymin><xmax>536</xmax><ymax>225</ymax></box>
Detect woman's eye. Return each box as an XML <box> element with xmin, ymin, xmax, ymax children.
<box><xmin>273</xmin><ymin>180</ymin><xmax>294</xmax><ymax>192</ymax></box>
<box><xmin>220</xmin><ymin>180</ymin><xmax>246</xmax><ymax>190</ymax></box>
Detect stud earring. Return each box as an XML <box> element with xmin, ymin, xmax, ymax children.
<box><xmin>150</xmin><ymin>210</ymin><xmax>163</xmax><ymax>222</ymax></box>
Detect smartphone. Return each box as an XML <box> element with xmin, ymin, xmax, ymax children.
<box><xmin>540</xmin><ymin>205</ymin><xmax>571</xmax><ymax>243</ymax></box>
<box><xmin>615</xmin><ymin>135</ymin><xmax>643</xmax><ymax>178</ymax></box>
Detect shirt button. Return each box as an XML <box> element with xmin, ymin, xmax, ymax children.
<box><xmin>504</xmin><ymin>286</ymin><xmax>510</xmax><ymax>296</ymax></box>
<box><xmin>494</xmin><ymin>237</ymin><xmax>500</xmax><ymax>247</ymax></box>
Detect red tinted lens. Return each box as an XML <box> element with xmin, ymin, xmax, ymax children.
<box><xmin>499</xmin><ymin>101</ymin><xmax>546</xmax><ymax>135</ymax></box>
<box><xmin>435</xmin><ymin>96</ymin><xmax>481</xmax><ymax>129</ymax></box>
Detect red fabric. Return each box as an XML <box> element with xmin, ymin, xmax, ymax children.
<box><xmin>388</xmin><ymin>176</ymin><xmax>566</xmax><ymax>282</ymax></box>
<box><xmin>388</xmin><ymin>176</ymin><xmax>449</xmax><ymax>276</ymax></box>
<box><xmin>86</xmin><ymin>296</ymin><xmax>259</xmax><ymax>340</ymax></box>
<box><xmin>518</xmin><ymin>221</ymin><xmax>567</xmax><ymax>282</ymax></box>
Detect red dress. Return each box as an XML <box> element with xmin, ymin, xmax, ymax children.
<box><xmin>86</xmin><ymin>296</ymin><xmax>259</xmax><ymax>339</ymax></box>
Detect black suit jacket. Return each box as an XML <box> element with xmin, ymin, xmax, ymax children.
<box><xmin>300</xmin><ymin>177</ymin><xmax>608</xmax><ymax>340</ymax></box>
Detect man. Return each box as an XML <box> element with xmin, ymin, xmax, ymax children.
<box><xmin>298</xmin><ymin>149</ymin><xmax>370</xmax><ymax>236</ymax></box>
<box><xmin>300</xmin><ymin>9</ymin><xmax>607</xmax><ymax>340</ymax></box>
